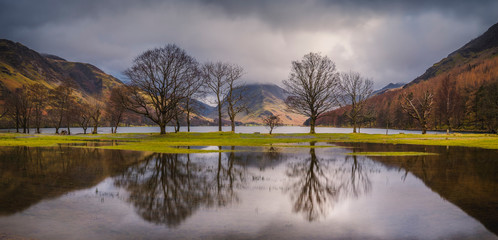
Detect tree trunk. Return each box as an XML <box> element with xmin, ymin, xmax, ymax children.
<box><xmin>92</xmin><ymin>125</ymin><xmax>98</xmax><ymax>134</ymax></box>
<box><xmin>187</xmin><ymin>111</ymin><xmax>191</xmax><ymax>132</ymax></box>
<box><xmin>67</xmin><ymin>126</ymin><xmax>71</xmax><ymax>135</ymax></box>
<box><xmin>421</xmin><ymin>120</ymin><xmax>427</xmax><ymax>134</ymax></box>
<box><xmin>83</xmin><ymin>127</ymin><xmax>87</xmax><ymax>134</ymax></box>
<box><xmin>353</xmin><ymin>120</ymin><xmax>357</xmax><ymax>133</ymax></box>
<box><xmin>159</xmin><ymin>124</ymin><xmax>166</xmax><ymax>134</ymax></box>
<box><xmin>231</xmin><ymin>118</ymin><xmax>235</xmax><ymax>132</ymax></box>
<box><xmin>55</xmin><ymin>126</ymin><xmax>59</xmax><ymax>134</ymax></box>
<box><xmin>309</xmin><ymin>116</ymin><xmax>316</xmax><ymax>134</ymax></box>
<box><xmin>218</xmin><ymin>105</ymin><xmax>222</xmax><ymax>131</ymax></box>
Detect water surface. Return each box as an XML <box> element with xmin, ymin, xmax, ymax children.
<box><xmin>0</xmin><ymin>144</ymin><xmax>496</xmax><ymax>239</ymax></box>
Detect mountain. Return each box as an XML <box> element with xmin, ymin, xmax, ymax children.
<box><xmin>372</xmin><ymin>82</ymin><xmax>405</xmax><ymax>96</ymax></box>
<box><xmin>236</xmin><ymin>84</ymin><xmax>307</xmax><ymax>125</ymax></box>
<box><xmin>207</xmin><ymin>84</ymin><xmax>307</xmax><ymax>125</ymax></box>
<box><xmin>407</xmin><ymin>22</ymin><xmax>498</xmax><ymax>87</ymax></box>
<box><xmin>0</xmin><ymin>39</ymin><xmax>123</xmax><ymax>102</ymax></box>
<box><xmin>316</xmin><ymin>22</ymin><xmax>498</xmax><ymax>131</ymax></box>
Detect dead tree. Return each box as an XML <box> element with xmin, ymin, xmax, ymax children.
<box><xmin>123</xmin><ymin>44</ymin><xmax>198</xmax><ymax>134</ymax></box>
<box><xmin>283</xmin><ymin>52</ymin><xmax>339</xmax><ymax>134</ymax></box>
<box><xmin>401</xmin><ymin>91</ymin><xmax>434</xmax><ymax>134</ymax></box>
<box><xmin>336</xmin><ymin>71</ymin><xmax>373</xmax><ymax>133</ymax></box>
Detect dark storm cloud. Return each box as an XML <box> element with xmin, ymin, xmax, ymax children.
<box><xmin>0</xmin><ymin>0</ymin><xmax>497</xmax><ymax>88</ymax></box>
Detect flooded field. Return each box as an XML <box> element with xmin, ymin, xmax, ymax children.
<box><xmin>0</xmin><ymin>143</ymin><xmax>497</xmax><ymax>239</ymax></box>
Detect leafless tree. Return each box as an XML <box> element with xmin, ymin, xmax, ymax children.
<box><xmin>5</xmin><ymin>89</ymin><xmax>22</xmax><ymax>132</ymax></box>
<box><xmin>28</xmin><ymin>84</ymin><xmax>49</xmax><ymax>134</ymax></box>
<box><xmin>183</xmin><ymin>71</ymin><xmax>205</xmax><ymax>132</ymax></box>
<box><xmin>49</xmin><ymin>84</ymin><xmax>74</xmax><ymax>134</ymax></box>
<box><xmin>89</xmin><ymin>101</ymin><xmax>103</xmax><ymax>134</ymax></box>
<box><xmin>76</xmin><ymin>102</ymin><xmax>91</xmax><ymax>134</ymax></box>
<box><xmin>106</xmin><ymin>86</ymin><xmax>127</xmax><ymax>134</ymax></box>
<box><xmin>123</xmin><ymin>44</ymin><xmax>198</xmax><ymax>134</ymax></box>
<box><xmin>283</xmin><ymin>52</ymin><xmax>339</xmax><ymax>134</ymax></box>
<box><xmin>202</xmin><ymin>62</ymin><xmax>230</xmax><ymax>131</ymax></box>
<box><xmin>436</xmin><ymin>75</ymin><xmax>458</xmax><ymax>134</ymax></box>
<box><xmin>225</xmin><ymin>64</ymin><xmax>246</xmax><ymax>132</ymax></box>
<box><xmin>401</xmin><ymin>91</ymin><xmax>434</xmax><ymax>134</ymax></box>
<box><xmin>262</xmin><ymin>114</ymin><xmax>282</xmax><ymax>134</ymax></box>
<box><xmin>336</xmin><ymin>71</ymin><xmax>373</xmax><ymax>133</ymax></box>
<box><xmin>5</xmin><ymin>87</ymin><xmax>32</xmax><ymax>133</ymax></box>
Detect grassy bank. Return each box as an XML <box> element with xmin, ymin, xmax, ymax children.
<box><xmin>0</xmin><ymin>132</ymin><xmax>496</xmax><ymax>153</ymax></box>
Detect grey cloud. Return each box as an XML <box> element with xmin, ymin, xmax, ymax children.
<box><xmin>0</xmin><ymin>0</ymin><xmax>497</xmax><ymax>89</ymax></box>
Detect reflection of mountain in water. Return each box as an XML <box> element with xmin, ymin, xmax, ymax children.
<box><xmin>0</xmin><ymin>146</ymin><xmax>146</xmax><ymax>215</ymax></box>
<box><xmin>336</xmin><ymin>142</ymin><xmax>498</xmax><ymax>236</ymax></box>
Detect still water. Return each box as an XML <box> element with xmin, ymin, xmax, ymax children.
<box><xmin>0</xmin><ymin>143</ymin><xmax>497</xmax><ymax>239</ymax></box>
<box><xmin>0</xmin><ymin>125</ymin><xmax>444</xmax><ymax>135</ymax></box>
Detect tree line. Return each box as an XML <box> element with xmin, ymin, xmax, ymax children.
<box><xmin>316</xmin><ymin>56</ymin><xmax>498</xmax><ymax>133</ymax></box>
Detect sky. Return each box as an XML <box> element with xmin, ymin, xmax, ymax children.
<box><xmin>1</xmin><ymin>0</ymin><xmax>497</xmax><ymax>89</ymax></box>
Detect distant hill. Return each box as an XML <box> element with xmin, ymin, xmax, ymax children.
<box><xmin>208</xmin><ymin>84</ymin><xmax>307</xmax><ymax>125</ymax></box>
<box><xmin>372</xmin><ymin>82</ymin><xmax>405</xmax><ymax>96</ymax></box>
<box><xmin>407</xmin><ymin>22</ymin><xmax>498</xmax><ymax>87</ymax></box>
<box><xmin>0</xmin><ymin>39</ymin><xmax>123</xmax><ymax>103</ymax></box>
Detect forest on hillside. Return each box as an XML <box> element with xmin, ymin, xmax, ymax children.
<box><xmin>318</xmin><ymin>56</ymin><xmax>498</xmax><ymax>133</ymax></box>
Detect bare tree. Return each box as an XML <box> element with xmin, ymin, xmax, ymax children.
<box><xmin>262</xmin><ymin>114</ymin><xmax>282</xmax><ymax>134</ymax></box>
<box><xmin>401</xmin><ymin>91</ymin><xmax>434</xmax><ymax>134</ymax></box>
<box><xmin>225</xmin><ymin>64</ymin><xmax>246</xmax><ymax>132</ymax></box>
<box><xmin>106</xmin><ymin>86</ymin><xmax>127</xmax><ymax>134</ymax></box>
<box><xmin>436</xmin><ymin>75</ymin><xmax>458</xmax><ymax>134</ymax></box>
<box><xmin>283</xmin><ymin>52</ymin><xmax>339</xmax><ymax>134</ymax></box>
<box><xmin>28</xmin><ymin>83</ymin><xmax>49</xmax><ymax>134</ymax></box>
<box><xmin>336</xmin><ymin>71</ymin><xmax>373</xmax><ymax>133</ymax></box>
<box><xmin>76</xmin><ymin>102</ymin><xmax>91</xmax><ymax>134</ymax></box>
<box><xmin>183</xmin><ymin>70</ymin><xmax>205</xmax><ymax>132</ymax></box>
<box><xmin>202</xmin><ymin>62</ymin><xmax>230</xmax><ymax>131</ymax></box>
<box><xmin>123</xmin><ymin>44</ymin><xmax>198</xmax><ymax>134</ymax></box>
<box><xmin>6</xmin><ymin>87</ymin><xmax>32</xmax><ymax>133</ymax></box>
<box><xmin>49</xmin><ymin>84</ymin><xmax>74</xmax><ymax>134</ymax></box>
<box><xmin>5</xmin><ymin>89</ymin><xmax>22</xmax><ymax>132</ymax></box>
<box><xmin>89</xmin><ymin>101</ymin><xmax>103</xmax><ymax>134</ymax></box>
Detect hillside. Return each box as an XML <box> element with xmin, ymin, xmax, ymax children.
<box><xmin>407</xmin><ymin>22</ymin><xmax>498</xmax><ymax>87</ymax></box>
<box><xmin>0</xmin><ymin>39</ymin><xmax>123</xmax><ymax>103</ymax></box>
<box><xmin>317</xmin><ymin>22</ymin><xmax>498</xmax><ymax>132</ymax></box>
<box><xmin>208</xmin><ymin>84</ymin><xmax>307</xmax><ymax>125</ymax></box>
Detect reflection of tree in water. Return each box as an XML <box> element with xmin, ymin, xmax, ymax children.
<box><xmin>342</xmin><ymin>154</ymin><xmax>372</xmax><ymax>198</ymax></box>
<box><xmin>286</xmin><ymin>142</ymin><xmax>371</xmax><ymax>221</ymax></box>
<box><xmin>114</xmin><ymin>148</ymin><xmax>244</xmax><ymax>227</ymax></box>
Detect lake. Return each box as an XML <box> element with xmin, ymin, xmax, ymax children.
<box><xmin>0</xmin><ymin>143</ymin><xmax>497</xmax><ymax>239</ymax></box>
<box><xmin>0</xmin><ymin>125</ymin><xmax>446</xmax><ymax>135</ymax></box>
